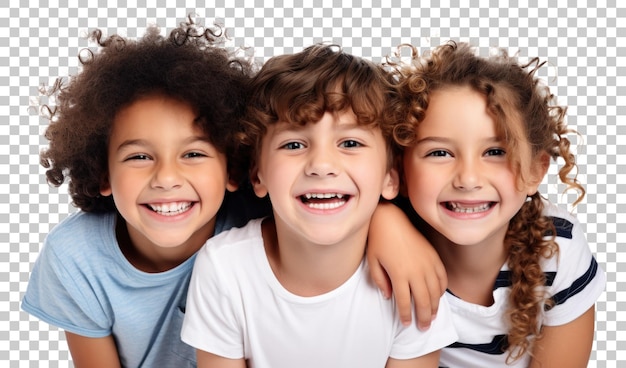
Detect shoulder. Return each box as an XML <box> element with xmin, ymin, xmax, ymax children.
<box><xmin>540</xmin><ymin>202</ymin><xmax>606</xmax><ymax>325</ymax></box>
<box><xmin>543</xmin><ymin>203</ymin><xmax>579</xmax><ymax>238</ymax></box>
<box><xmin>196</xmin><ymin>218</ymin><xmax>265</xmax><ymax>266</ymax></box>
<box><xmin>210</xmin><ymin>218</ymin><xmax>264</xmax><ymax>248</ymax></box>
<box><xmin>44</xmin><ymin>211</ymin><xmax>117</xmax><ymax>258</ymax></box>
<box><xmin>540</xmin><ymin>202</ymin><xmax>589</xmax><ymax>259</ymax></box>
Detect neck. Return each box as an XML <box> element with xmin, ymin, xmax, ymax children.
<box><xmin>262</xmin><ymin>217</ymin><xmax>367</xmax><ymax>297</ymax></box>
<box><xmin>425</xmin><ymin>223</ymin><xmax>508</xmax><ymax>306</ymax></box>
<box><xmin>118</xmin><ymin>214</ymin><xmax>213</xmax><ymax>273</ymax></box>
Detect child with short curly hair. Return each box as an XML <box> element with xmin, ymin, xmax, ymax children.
<box><xmin>370</xmin><ymin>41</ymin><xmax>606</xmax><ymax>367</ymax></box>
<box><xmin>181</xmin><ymin>44</ymin><xmax>457</xmax><ymax>368</ymax></box>
<box><xmin>21</xmin><ymin>19</ymin><xmax>266</xmax><ymax>367</ymax></box>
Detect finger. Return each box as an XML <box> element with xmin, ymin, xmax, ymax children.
<box><xmin>392</xmin><ymin>281</ymin><xmax>413</xmax><ymax>326</ymax></box>
<box><xmin>367</xmin><ymin>257</ymin><xmax>392</xmax><ymax>299</ymax></box>
<box><xmin>425</xmin><ymin>273</ymin><xmax>441</xmax><ymax>319</ymax></box>
<box><xmin>410</xmin><ymin>282</ymin><xmax>432</xmax><ymax>330</ymax></box>
<box><xmin>435</xmin><ymin>261</ymin><xmax>448</xmax><ymax>295</ymax></box>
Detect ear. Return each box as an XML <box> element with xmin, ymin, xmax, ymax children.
<box><xmin>100</xmin><ymin>176</ymin><xmax>112</xmax><ymax>196</ymax></box>
<box><xmin>226</xmin><ymin>177</ymin><xmax>238</xmax><ymax>193</ymax></box>
<box><xmin>381</xmin><ymin>168</ymin><xmax>400</xmax><ymax>200</ymax></box>
<box><xmin>526</xmin><ymin>152</ymin><xmax>550</xmax><ymax>196</ymax></box>
<box><xmin>251</xmin><ymin>166</ymin><xmax>268</xmax><ymax>198</ymax></box>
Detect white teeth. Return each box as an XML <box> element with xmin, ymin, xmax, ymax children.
<box><xmin>306</xmin><ymin>200</ymin><xmax>346</xmax><ymax>210</ymax></box>
<box><xmin>148</xmin><ymin>202</ymin><xmax>192</xmax><ymax>216</ymax></box>
<box><xmin>301</xmin><ymin>193</ymin><xmax>347</xmax><ymax>210</ymax></box>
<box><xmin>448</xmin><ymin>202</ymin><xmax>491</xmax><ymax>213</ymax></box>
<box><xmin>304</xmin><ymin>193</ymin><xmax>344</xmax><ymax>199</ymax></box>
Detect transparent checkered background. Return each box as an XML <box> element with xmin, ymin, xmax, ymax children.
<box><xmin>1</xmin><ymin>0</ymin><xmax>623</xmax><ymax>367</ymax></box>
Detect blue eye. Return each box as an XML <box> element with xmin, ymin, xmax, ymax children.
<box><xmin>282</xmin><ymin>142</ymin><xmax>304</xmax><ymax>150</ymax></box>
<box><xmin>340</xmin><ymin>140</ymin><xmax>362</xmax><ymax>148</ymax></box>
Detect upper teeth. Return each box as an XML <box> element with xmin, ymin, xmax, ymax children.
<box><xmin>448</xmin><ymin>202</ymin><xmax>490</xmax><ymax>213</ymax></box>
<box><xmin>304</xmin><ymin>193</ymin><xmax>344</xmax><ymax>199</ymax></box>
<box><xmin>149</xmin><ymin>202</ymin><xmax>192</xmax><ymax>215</ymax></box>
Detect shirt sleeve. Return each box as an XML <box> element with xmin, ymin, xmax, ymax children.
<box><xmin>389</xmin><ymin>294</ymin><xmax>458</xmax><ymax>359</ymax></box>
<box><xmin>181</xmin><ymin>241</ymin><xmax>244</xmax><ymax>359</ymax></box>
<box><xmin>543</xmin><ymin>213</ymin><xmax>606</xmax><ymax>326</ymax></box>
<box><xmin>21</xmin><ymin>231</ymin><xmax>112</xmax><ymax>338</ymax></box>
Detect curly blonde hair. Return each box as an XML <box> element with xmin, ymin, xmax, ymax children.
<box><xmin>389</xmin><ymin>41</ymin><xmax>584</xmax><ymax>362</ymax></box>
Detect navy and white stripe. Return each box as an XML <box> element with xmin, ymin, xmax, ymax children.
<box><xmin>439</xmin><ymin>206</ymin><xmax>606</xmax><ymax>368</ymax></box>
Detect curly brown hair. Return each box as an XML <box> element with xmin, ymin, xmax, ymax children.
<box><xmin>39</xmin><ymin>18</ymin><xmax>255</xmax><ymax>213</ymax></box>
<box><xmin>238</xmin><ymin>43</ymin><xmax>397</xmax><ymax>172</ymax></box>
<box><xmin>389</xmin><ymin>41</ymin><xmax>585</xmax><ymax>362</ymax></box>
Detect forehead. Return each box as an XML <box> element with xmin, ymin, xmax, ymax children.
<box><xmin>109</xmin><ymin>95</ymin><xmax>203</xmax><ymax>142</ymax></box>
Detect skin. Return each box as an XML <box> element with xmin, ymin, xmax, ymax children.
<box><xmin>67</xmin><ymin>94</ymin><xmax>235</xmax><ymax>367</ymax></box>
<box><xmin>367</xmin><ymin>201</ymin><xmax>447</xmax><ymax>329</ymax></box>
<box><xmin>197</xmin><ymin>111</ymin><xmax>439</xmax><ymax>367</ymax></box>
<box><xmin>381</xmin><ymin>85</ymin><xmax>595</xmax><ymax>366</ymax></box>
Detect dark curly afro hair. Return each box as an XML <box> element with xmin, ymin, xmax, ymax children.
<box><xmin>39</xmin><ymin>18</ymin><xmax>255</xmax><ymax>213</ymax></box>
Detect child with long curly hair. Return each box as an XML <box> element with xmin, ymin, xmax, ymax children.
<box><xmin>369</xmin><ymin>41</ymin><xmax>606</xmax><ymax>367</ymax></box>
<box><xmin>20</xmin><ymin>19</ymin><xmax>269</xmax><ymax>367</ymax></box>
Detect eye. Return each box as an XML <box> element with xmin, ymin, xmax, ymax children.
<box><xmin>485</xmin><ymin>148</ymin><xmax>506</xmax><ymax>157</ymax></box>
<box><xmin>183</xmin><ymin>151</ymin><xmax>208</xmax><ymax>159</ymax></box>
<box><xmin>426</xmin><ymin>150</ymin><xmax>451</xmax><ymax>157</ymax></box>
<box><xmin>340</xmin><ymin>139</ymin><xmax>362</xmax><ymax>148</ymax></box>
<box><xmin>281</xmin><ymin>141</ymin><xmax>305</xmax><ymax>150</ymax></box>
<box><xmin>124</xmin><ymin>154</ymin><xmax>151</xmax><ymax>161</ymax></box>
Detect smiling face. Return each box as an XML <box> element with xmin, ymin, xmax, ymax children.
<box><xmin>403</xmin><ymin>86</ymin><xmax>543</xmax><ymax>249</ymax></box>
<box><xmin>100</xmin><ymin>95</ymin><xmax>235</xmax><ymax>266</ymax></box>
<box><xmin>253</xmin><ymin>110</ymin><xmax>398</xmax><ymax>247</ymax></box>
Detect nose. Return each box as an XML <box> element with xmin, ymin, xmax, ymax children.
<box><xmin>151</xmin><ymin>160</ymin><xmax>183</xmax><ymax>190</ymax></box>
<box><xmin>304</xmin><ymin>144</ymin><xmax>339</xmax><ymax>177</ymax></box>
<box><xmin>452</xmin><ymin>157</ymin><xmax>482</xmax><ymax>191</ymax></box>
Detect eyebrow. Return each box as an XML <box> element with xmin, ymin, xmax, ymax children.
<box><xmin>273</xmin><ymin>120</ymin><xmax>374</xmax><ymax>134</ymax></box>
<box><xmin>115</xmin><ymin>135</ymin><xmax>211</xmax><ymax>152</ymax></box>
<box><xmin>415</xmin><ymin>136</ymin><xmax>503</xmax><ymax>145</ymax></box>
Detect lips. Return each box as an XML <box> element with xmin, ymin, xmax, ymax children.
<box><xmin>444</xmin><ymin>201</ymin><xmax>493</xmax><ymax>213</ymax></box>
<box><xmin>300</xmin><ymin>193</ymin><xmax>349</xmax><ymax>210</ymax></box>
<box><xmin>146</xmin><ymin>201</ymin><xmax>193</xmax><ymax>216</ymax></box>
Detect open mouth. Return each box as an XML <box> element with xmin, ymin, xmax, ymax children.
<box><xmin>444</xmin><ymin>201</ymin><xmax>494</xmax><ymax>214</ymax></box>
<box><xmin>300</xmin><ymin>193</ymin><xmax>350</xmax><ymax>210</ymax></box>
<box><xmin>146</xmin><ymin>201</ymin><xmax>193</xmax><ymax>216</ymax></box>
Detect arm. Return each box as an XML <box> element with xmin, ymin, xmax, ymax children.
<box><xmin>65</xmin><ymin>332</ymin><xmax>121</xmax><ymax>368</ymax></box>
<box><xmin>385</xmin><ymin>351</ymin><xmax>440</xmax><ymax>368</ymax></box>
<box><xmin>197</xmin><ymin>350</ymin><xmax>246</xmax><ymax>368</ymax></box>
<box><xmin>529</xmin><ymin>306</ymin><xmax>595</xmax><ymax>368</ymax></box>
<box><xmin>367</xmin><ymin>201</ymin><xmax>447</xmax><ymax>329</ymax></box>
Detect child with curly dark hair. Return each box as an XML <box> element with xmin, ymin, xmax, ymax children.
<box><xmin>368</xmin><ymin>41</ymin><xmax>606</xmax><ymax>367</ymax></box>
<box><xmin>20</xmin><ymin>19</ymin><xmax>268</xmax><ymax>367</ymax></box>
<box><xmin>181</xmin><ymin>44</ymin><xmax>457</xmax><ymax>368</ymax></box>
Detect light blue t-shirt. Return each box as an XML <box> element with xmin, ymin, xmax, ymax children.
<box><xmin>22</xmin><ymin>190</ymin><xmax>269</xmax><ymax>367</ymax></box>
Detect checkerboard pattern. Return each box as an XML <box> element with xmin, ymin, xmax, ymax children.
<box><xmin>1</xmin><ymin>0</ymin><xmax>624</xmax><ymax>367</ymax></box>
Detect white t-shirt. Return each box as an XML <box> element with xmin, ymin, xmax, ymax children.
<box><xmin>182</xmin><ymin>218</ymin><xmax>458</xmax><ymax>368</ymax></box>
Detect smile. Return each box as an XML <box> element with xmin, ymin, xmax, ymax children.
<box><xmin>147</xmin><ymin>201</ymin><xmax>193</xmax><ymax>216</ymax></box>
<box><xmin>300</xmin><ymin>193</ymin><xmax>349</xmax><ymax>210</ymax></box>
<box><xmin>445</xmin><ymin>201</ymin><xmax>493</xmax><ymax>213</ymax></box>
